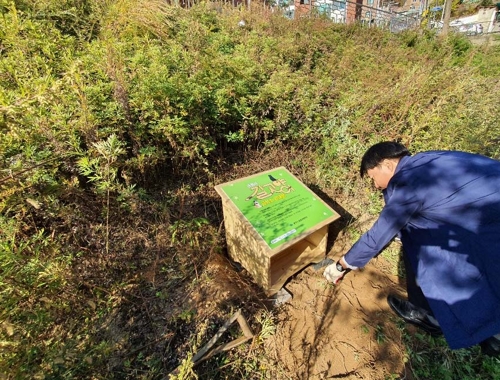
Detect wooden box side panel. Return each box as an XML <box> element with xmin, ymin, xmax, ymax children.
<box><xmin>304</xmin><ymin>225</ymin><xmax>328</xmax><ymax>253</ymax></box>
<box><xmin>268</xmin><ymin>225</ymin><xmax>329</xmax><ymax>294</ymax></box>
<box><xmin>222</xmin><ymin>201</ymin><xmax>271</xmax><ymax>290</ymax></box>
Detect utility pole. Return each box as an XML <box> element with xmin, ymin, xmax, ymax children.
<box><xmin>441</xmin><ymin>0</ymin><xmax>452</xmax><ymax>36</ymax></box>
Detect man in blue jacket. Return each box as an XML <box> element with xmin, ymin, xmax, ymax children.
<box><xmin>324</xmin><ymin>141</ymin><xmax>500</xmax><ymax>355</ymax></box>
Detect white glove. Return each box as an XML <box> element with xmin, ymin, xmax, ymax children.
<box><xmin>323</xmin><ymin>262</ymin><xmax>346</xmax><ymax>284</ymax></box>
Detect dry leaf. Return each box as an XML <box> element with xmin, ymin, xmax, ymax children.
<box><xmin>2</xmin><ymin>321</ymin><xmax>14</xmax><ymax>336</ymax></box>
<box><xmin>26</xmin><ymin>198</ymin><xmax>41</xmax><ymax>209</ymax></box>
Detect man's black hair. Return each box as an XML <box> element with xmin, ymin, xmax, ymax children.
<box><xmin>360</xmin><ymin>141</ymin><xmax>411</xmax><ymax>178</ymax></box>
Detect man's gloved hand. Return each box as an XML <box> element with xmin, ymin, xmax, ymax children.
<box><xmin>323</xmin><ymin>261</ymin><xmax>347</xmax><ymax>284</ymax></box>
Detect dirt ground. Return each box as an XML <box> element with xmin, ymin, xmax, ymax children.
<box><xmin>258</xmin><ymin>232</ymin><xmax>410</xmax><ymax>380</ymax></box>
<box><xmin>192</xmin><ymin>239</ymin><xmax>410</xmax><ymax>380</ymax></box>
<box><xmin>193</xmin><ymin>223</ymin><xmax>412</xmax><ymax>379</ymax></box>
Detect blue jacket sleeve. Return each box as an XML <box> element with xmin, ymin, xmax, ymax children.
<box><xmin>344</xmin><ymin>185</ymin><xmax>421</xmax><ymax>268</ymax></box>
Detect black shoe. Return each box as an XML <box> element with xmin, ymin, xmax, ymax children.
<box><xmin>480</xmin><ymin>336</ymin><xmax>500</xmax><ymax>357</ymax></box>
<box><xmin>387</xmin><ymin>295</ymin><xmax>443</xmax><ymax>337</ymax></box>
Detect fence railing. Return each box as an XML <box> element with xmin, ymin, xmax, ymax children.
<box><xmin>289</xmin><ymin>0</ymin><xmax>422</xmax><ymax>33</ymax></box>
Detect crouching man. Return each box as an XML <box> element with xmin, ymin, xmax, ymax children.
<box><xmin>324</xmin><ymin>141</ymin><xmax>500</xmax><ymax>356</ymax></box>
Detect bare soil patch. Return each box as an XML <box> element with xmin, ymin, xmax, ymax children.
<box><xmin>264</xmin><ymin>253</ymin><xmax>409</xmax><ymax>380</ymax></box>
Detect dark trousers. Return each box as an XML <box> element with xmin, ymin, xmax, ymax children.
<box><xmin>403</xmin><ymin>250</ymin><xmax>434</xmax><ymax>315</ymax></box>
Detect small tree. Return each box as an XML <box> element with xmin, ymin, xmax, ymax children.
<box><xmin>77</xmin><ymin>134</ymin><xmax>126</xmax><ymax>254</ymax></box>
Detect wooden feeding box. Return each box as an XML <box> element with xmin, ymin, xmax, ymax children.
<box><xmin>215</xmin><ymin>167</ymin><xmax>340</xmax><ymax>295</ymax></box>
